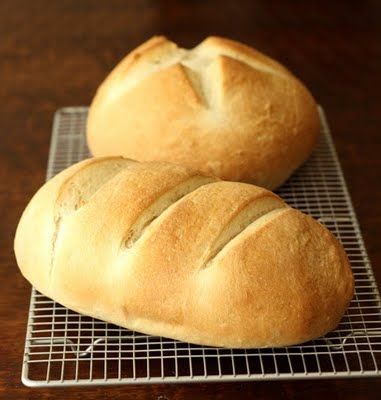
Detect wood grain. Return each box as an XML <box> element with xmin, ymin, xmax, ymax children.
<box><xmin>1</xmin><ymin>0</ymin><xmax>380</xmax><ymax>398</ymax></box>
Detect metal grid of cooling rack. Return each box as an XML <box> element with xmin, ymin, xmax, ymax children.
<box><xmin>22</xmin><ymin>107</ymin><xmax>381</xmax><ymax>387</ymax></box>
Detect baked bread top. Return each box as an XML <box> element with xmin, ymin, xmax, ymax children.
<box><xmin>87</xmin><ymin>36</ymin><xmax>321</xmax><ymax>189</ymax></box>
<box><xmin>15</xmin><ymin>157</ymin><xmax>354</xmax><ymax>348</ymax></box>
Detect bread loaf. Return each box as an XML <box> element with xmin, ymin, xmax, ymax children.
<box><xmin>87</xmin><ymin>36</ymin><xmax>320</xmax><ymax>189</ymax></box>
<box><xmin>14</xmin><ymin>157</ymin><xmax>353</xmax><ymax>348</ymax></box>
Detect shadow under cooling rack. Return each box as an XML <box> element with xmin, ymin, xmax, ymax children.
<box><xmin>22</xmin><ymin>107</ymin><xmax>381</xmax><ymax>387</ymax></box>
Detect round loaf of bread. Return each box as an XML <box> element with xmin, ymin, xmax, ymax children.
<box><xmin>87</xmin><ymin>36</ymin><xmax>321</xmax><ymax>189</ymax></box>
<box><xmin>14</xmin><ymin>157</ymin><xmax>353</xmax><ymax>348</ymax></box>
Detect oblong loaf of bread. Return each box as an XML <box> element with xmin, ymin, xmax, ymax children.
<box><xmin>14</xmin><ymin>157</ymin><xmax>354</xmax><ymax>348</ymax></box>
<box><xmin>87</xmin><ymin>36</ymin><xmax>321</xmax><ymax>189</ymax></box>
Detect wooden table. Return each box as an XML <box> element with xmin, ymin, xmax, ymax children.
<box><xmin>1</xmin><ymin>0</ymin><xmax>380</xmax><ymax>398</ymax></box>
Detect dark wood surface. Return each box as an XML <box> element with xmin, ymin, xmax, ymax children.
<box><xmin>1</xmin><ymin>0</ymin><xmax>380</xmax><ymax>398</ymax></box>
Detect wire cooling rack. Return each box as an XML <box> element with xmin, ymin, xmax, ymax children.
<box><xmin>22</xmin><ymin>107</ymin><xmax>381</xmax><ymax>387</ymax></box>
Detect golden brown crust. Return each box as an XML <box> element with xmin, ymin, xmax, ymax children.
<box><xmin>87</xmin><ymin>36</ymin><xmax>321</xmax><ymax>189</ymax></box>
<box><xmin>14</xmin><ymin>158</ymin><xmax>354</xmax><ymax>348</ymax></box>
